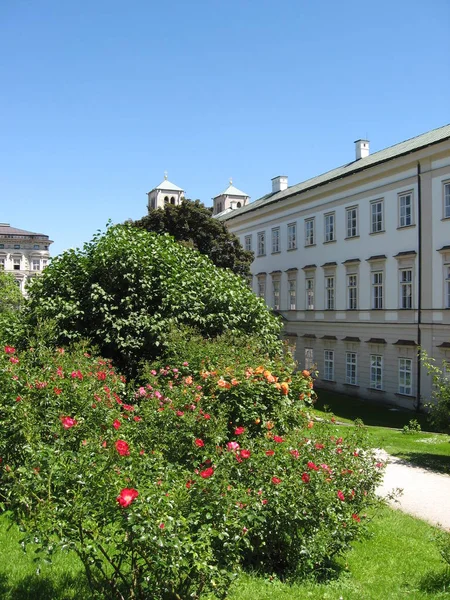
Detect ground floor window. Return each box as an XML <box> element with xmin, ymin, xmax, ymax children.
<box><xmin>345</xmin><ymin>352</ymin><xmax>357</xmax><ymax>385</ymax></box>
<box><xmin>304</xmin><ymin>347</ymin><xmax>314</xmax><ymax>371</ymax></box>
<box><xmin>370</xmin><ymin>355</ymin><xmax>383</xmax><ymax>390</ymax></box>
<box><xmin>323</xmin><ymin>350</ymin><xmax>334</xmax><ymax>381</ymax></box>
<box><xmin>398</xmin><ymin>358</ymin><xmax>412</xmax><ymax>395</ymax></box>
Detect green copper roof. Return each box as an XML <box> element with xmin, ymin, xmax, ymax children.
<box><xmin>214</xmin><ymin>183</ymin><xmax>249</xmax><ymax>198</ymax></box>
<box><xmin>149</xmin><ymin>179</ymin><xmax>184</xmax><ymax>193</ymax></box>
<box><xmin>219</xmin><ymin>123</ymin><xmax>450</xmax><ymax>221</ymax></box>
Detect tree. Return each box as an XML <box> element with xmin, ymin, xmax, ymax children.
<box><xmin>0</xmin><ymin>271</ymin><xmax>22</xmax><ymax>314</ymax></box>
<box><xmin>131</xmin><ymin>199</ymin><xmax>253</xmax><ymax>278</ymax></box>
<box><xmin>26</xmin><ymin>223</ymin><xmax>281</xmax><ymax>374</ymax></box>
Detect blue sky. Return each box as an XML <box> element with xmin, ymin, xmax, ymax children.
<box><xmin>1</xmin><ymin>0</ymin><xmax>449</xmax><ymax>256</ymax></box>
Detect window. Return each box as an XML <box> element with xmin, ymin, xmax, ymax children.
<box><xmin>398</xmin><ymin>358</ymin><xmax>412</xmax><ymax>395</ymax></box>
<box><xmin>346</xmin><ymin>207</ymin><xmax>358</xmax><ymax>238</ymax></box>
<box><xmin>244</xmin><ymin>235</ymin><xmax>252</xmax><ymax>252</ymax></box>
<box><xmin>32</xmin><ymin>259</ymin><xmax>40</xmax><ymax>271</ymax></box>
<box><xmin>400</xmin><ymin>269</ymin><xmax>413</xmax><ymax>309</ymax></box>
<box><xmin>0</xmin><ymin>258</ymin><xmax>4</xmax><ymax>270</ymax></box>
<box><xmin>170</xmin><ymin>196</ymin><xmax>175</xmax><ymax>205</ymax></box>
<box><xmin>272</xmin><ymin>279</ymin><xmax>280</xmax><ymax>309</ymax></box>
<box><xmin>324</xmin><ymin>350</ymin><xmax>334</xmax><ymax>381</ymax></box>
<box><xmin>444</xmin><ymin>182</ymin><xmax>450</xmax><ymax>218</ymax></box>
<box><xmin>305</xmin><ymin>218</ymin><xmax>315</xmax><ymax>246</ymax></box>
<box><xmin>324</xmin><ymin>213</ymin><xmax>335</xmax><ymax>242</ymax></box>
<box><xmin>304</xmin><ymin>348</ymin><xmax>314</xmax><ymax>371</ymax></box>
<box><xmin>445</xmin><ymin>265</ymin><xmax>450</xmax><ymax>308</ymax></box>
<box><xmin>347</xmin><ymin>274</ymin><xmax>358</xmax><ymax>310</ymax></box>
<box><xmin>257</xmin><ymin>275</ymin><xmax>266</xmax><ymax>300</ymax></box>
<box><xmin>42</xmin><ymin>260</ymin><xmax>48</xmax><ymax>269</ymax></box>
<box><xmin>325</xmin><ymin>276</ymin><xmax>335</xmax><ymax>310</ymax></box>
<box><xmin>13</xmin><ymin>258</ymin><xmax>20</xmax><ymax>271</ymax></box>
<box><xmin>257</xmin><ymin>232</ymin><xmax>266</xmax><ymax>256</ymax></box>
<box><xmin>271</xmin><ymin>228</ymin><xmax>280</xmax><ymax>253</ymax></box>
<box><xmin>288</xmin><ymin>276</ymin><xmax>296</xmax><ymax>310</ymax></box>
<box><xmin>305</xmin><ymin>277</ymin><xmax>314</xmax><ymax>310</ymax></box>
<box><xmin>14</xmin><ymin>244</ymin><xmax>20</xmax><ymax>249</ymax></box>
<box><xmin>164</xmin><ymin>196</ymin><xmax>169</xmax><ymax>203</ymax></box>
<box><xmin>399</xmin><ymin>193</ymin><xmax>413</xmax><ymax>227</ymax></box>
<box><xmin>0</xmin><ymin>244</ymin><xmax>4</xmax><ymax>249</ymax></box>
<box><xmin>370</xmin><ymin>355</ymin><xmax>383</xmax><ymax>390</ymax></box>
<box><xmin>372</xmin><ymin>271</ymin><xmax>383</xmax><ymax>309</ymax></box>
<box><xmin>371</xmin><ymin>200</ymin><xmax>384</xmax><ymax>233</ymax></box>
<box><xmin>287</xmin><ymin>223</ymin><xmax>297</xmax><ymax>250</ymax></box>
<box><xmin>346</xmin><ymin>352</ymin><xmax>357</xmax><ymax>385</ymax></box>
<box><xmin>33</xmin><ymin>244</ymin><xmax>40</xmax><ymax>250</ymax></box>
<box><xmin>216</xmin><ymin>201</ymin><xmax>223</xmax><ymax>213</ymax></box>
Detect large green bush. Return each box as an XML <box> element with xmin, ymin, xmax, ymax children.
<box><xmin>1</xmin><ymin>341</ymin><xmax>384</xmax><ymax>598</ymax></box>
<box><xmin>25</xmin><ymin>224</ymin><xmax>281</xmax><ymax>375</ymax></box>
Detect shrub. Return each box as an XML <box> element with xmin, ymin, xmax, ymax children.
<box><xmin>402</xmin><ymin>419</ymin><xmax>422</xmax><ymax>435</ymax></box>
<box><xmin>1</xmin><ymin>340</ymin><xmax>384</xmax><ymax>597</ymax></box>
<box><xmin>421</xmin><ymin>352</ymin><xmax>450</xmax><ymax>433</ymax></box>
<box><xmin>25</xmin><ymin>224</ymin><xmax>281</xmax><ymax>375</ymax></box>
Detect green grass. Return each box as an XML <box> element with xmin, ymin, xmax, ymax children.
<box><xmin>313</xmin><ymin>390</ymin><xmax>450</xmax><ymax>473</ymax></box>
<box><xmin>1</xmin><ymin>508</ymin><xmax>449</xmax><ymax>599</ymax></box>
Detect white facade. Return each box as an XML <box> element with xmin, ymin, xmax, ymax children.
<box><xmin>0</xmin><ymin>223</ymin><xmax>53</xmax><ymax>294</ymax></box>
<box><xmin>147</xmin><ymin>174</ymin><xmax>185</xmax><ymax>212</ymax></box>
<box><xmin>221</xmin><ymin>125</ymin><xmax>450</xmax><ymax>409</ymax></box>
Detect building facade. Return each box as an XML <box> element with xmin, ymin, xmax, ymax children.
<box><xmin>220</xmin><ymin>125</ymin><xmax>450</xmax><ymax>409</ymax></box>
<box><xmin>0</xmin><ymin>223</ymin><xmax>53</xmax><ymax>294</ymax></box>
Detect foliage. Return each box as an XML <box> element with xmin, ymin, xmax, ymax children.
<box><xmin>1</xmin><ymin>339</ymin><xmax>383</xmax><ymax>598</ymax></box>
<box><xmin>25</xmin><ymin>223</ymin><xmax>281</xmax><ymax>375</ymax></box>
<box><xmin>132</xmin><ymin>199</ymin><xmax>254</xmax><ymax>277</ymax></box>
<box><xmin>421</xmin><ymin>352</ymin><xmax>450</xmax><ymax>434</ymax></box>
<box><xmin>402</xmin><ymin>419</ymin><xmax>422</xmax><ymax>435</ymax></box>
<box><xmin>0</xmin><ymin>270</ymin><xmax>22</xmax><ymax>314</ymax></box>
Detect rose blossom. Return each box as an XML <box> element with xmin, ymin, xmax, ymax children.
<box><xmin>239</xmin><ymin>449</ymin><xmax>251</xmax><ymax>459</ymax></box>
<box><xmin>194</xmin><ymin>438</ymin><xmax>204</xmax><ymax>447</ymax></box>
<box><xmin>113</xmin><ymin>419</ymin><xmax>121</xmax><ymax>430</ymax></box>
<box><xmin>271</xmin><ymin>477</ymin><xmax>282</xmax><ymax>485</ymax></box>
<box><xmin>200</xmin><ymin>467</ymin><xmax>214</xmax><ymax>479</ymax></box>
<box><xmin>115</xmin><ymin>440</ymin><xmax>130</xmax><ymax>456</ymax></box>
<box><xmin>226</xmin><ymin>441</ymin><xmax>240</xmax><ymax>451</ymax></box>
<box><xmin>234</xmin><ymin>426</ymin><xmax>245</xmax><ymax>435</ymax></box>
<box><xmin>117</xmin><ymin>488</ymin><xmax>138</xmax><ymax>508</ymax></box>
<box><xmin>60</xmin><ymin>416</ymin><xmax>78</xmax><ymax>429</ymax></box>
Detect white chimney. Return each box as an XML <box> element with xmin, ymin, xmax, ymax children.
<box><xmin>354</xmin><ymin>139</ymin><xmax>370</xmax><ymax>160</ymax></box>
<box><xmin>271</xmin><ymin>175</ymin><xmax>288</xmax><ymax>193</ymax></box>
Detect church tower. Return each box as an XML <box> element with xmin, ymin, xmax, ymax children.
<box><xmin>212</xmin><ymin>179</ymin><xmax>250</xmax><ymax>216</ymax></box>
<box><xmin>147</xmin><ymin>173</ymin><xmax>185</xmax><ymax>212</ymax></box>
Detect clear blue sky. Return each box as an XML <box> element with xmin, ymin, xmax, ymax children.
<box><xmin>1</xmin><ymin>0</ymin><xmax>449</xmax><ymax>256</ymax></box>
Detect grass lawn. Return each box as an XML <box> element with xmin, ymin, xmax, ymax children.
<box><xmin>313</xmin><ymin>390</ymin><xmax>450</xmax><ymax>474</ymax></box>
<box><xmin>1</xmin><ymin>507</ymin><xmax>449</xmax><ymax>600</ymax></box>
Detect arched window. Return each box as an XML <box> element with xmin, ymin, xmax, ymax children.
<box><xmin>170</xmin><ymin>197</ymin><xmax>175</xmax><ymax>204</ymax></box>
<box><xmin>237</xmin><ymin>202</ymin><xmax>242</xmax><ymax>208</ymax></box>
<box><xmin>164</xmin><ymin>196</ymin><xmax>169</xmax><ymax>203</ymax></box>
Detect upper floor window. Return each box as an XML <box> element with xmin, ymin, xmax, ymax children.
<box><xmin>346</xmin><ymin>206</ymin><xmax>358</xmax><ymax>238</ymax></box>
<box><xmin>13</xmin><ymin>258</ymin><xmax>21</xmax><ymax>271</ymax></box>
<box><xmin>257</xmin><ymin>232</ymin><xmax>266</xmax><ymax>256</ymax></box>
<box><xmin>400</xmin><ymin>269</ymin><xmax>413</xmax><ymax>309</ymax></box>
<box><xmin>324</xmin><ymin>212</ymin><xmax>335</xmax><ymax>243</ymax></box>
<box><xmin>325</xmin><ymin>276</ymin><xmax>335</xmax><ymax>310</ymax></box>
<box><xmin>398</xmin><ymin>358</ymin><xmax>412</xmax><ymax>395</ymax></box>
<box><xmin>164</xmin><ymin>196</ymin><xmax>169</xmax><ymax>203</ymax></box>
<box><xmin>371</xmin><ymin>200</ymin><xmax>384</xmax><ymax>233</ymax></box>
<box><xmin>323</xmin><ymin>350</ymin><xmax>334</xmax><ymax>381</ymax></box>
<box><xmin>244</xmin><ymin>235</ymin><xmax>252</xmax><ymax>252</ymax></box>
<box><xmin>288</xmin><ymin>276</ymin><xmax>296</xmax><ymax>310</ymax></box>
<box><xmin>444</xmin><ymin>182</ymin><xmax>450</xmax><ymax>219</ymax></box>
<box><xmin>347</xmin><ymin>274</ymin><xmax>358</xmax><ymax>310</ymax></box>
<box><xmin>399</xmin><ymin>193</ymin><xmax>413</xmax><ymax>227</ymax></box>
<box><xmin>445</xmin><ymin>265</ymin><xmax>450</xmax><ymax>308</ymax></box>
<box><xmin>305</xmin><ymin>277</ymin><xmax>314</xmax><ymax>310</ymax></box>
<box><xmin>272</xmin><ymin>278</ymin><xmax>280</xmax><ymax>310</ymax></box>
<box><xmin>305</xmin><ymin>218</ymin><xmax>315</xmax><ymax>246</ymax></box>
<box><xmin>42</xmin><ymin>259</ymin><xmax>48</xmax><ymax>269</ymax></box>
<box><xmin>32</xmin><ymin>259</ymin><xmax>40</xmax><ymax>271</ymax></box>
<box><xmin>33</xmin><ymin>244</ymin><xmax>40</xmax><ymax>250</ymax></box>
<box><xmin>14</xmin><ymin>244</ymin><xmax>20</xmax><ymax>249</ymax></box>
<box><xmin>287</xmin><ymin>223</ymin><xmax>297</xmax><ymax>250</ymax></box>
<box><xmin>372</xmin><ymin>271</ymin><xmax>383</xmax><ymax>309</ymax></box>
<box><xmin>271</xmin><ymin>228</ymin><xmax>280</xmax><ymax>253</ymax></box>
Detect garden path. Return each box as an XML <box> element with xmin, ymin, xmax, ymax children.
<box><xmin>376</xmin><ymin>449</ymin><xmax>450</xmax><ymax>531</ymax></box>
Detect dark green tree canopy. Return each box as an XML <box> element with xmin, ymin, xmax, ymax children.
<box><xmin>26</xmin><ymin>224</ymin><xmax>280</xmax><ymax>374</ymax></box>
<box><xmin>0</xmin><ymin>271</ymin><xmax>22</xmax><ymax>314</ymax></box>
<box><xmin>132</xmin><ymin>199</ymin><xmax>253</xmax><ymax>277</ymax></box>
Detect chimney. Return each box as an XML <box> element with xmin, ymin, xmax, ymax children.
<box><xmin>354</xmin><ymin>139</ymin><xmax>370</xmax><ymax>160</ymax></box>
<box><xmin>271</xmin><ymin>175</ymin><xmax>288</xmax><ymax>193</ymax></box>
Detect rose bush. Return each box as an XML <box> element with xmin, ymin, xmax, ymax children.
<box><xmin>0</xmin><ymin>339</ymin><xmax>384</xmax><ymax>598</ymax></box>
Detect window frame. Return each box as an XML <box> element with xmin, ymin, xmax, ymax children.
<box><xmin>288</xmin><ymin>275</ymin><xmax>297</xmax><ymax>310</ymax></box>
<box><xmin>345</xmin><ymin>352</ymin><xmax>357</xmax><ymax>385</ymax></box>
<box><xmin>325</xmin><ymin>275</ymin><xmax>335</xmax><ymax>310</ymax></box>
<box><xmin>370</xmin><ymin>199</ymin><xmax>384</xmax><ymax>234</ymax></box>
<box><xmin>444</xmin><ymin>181</ymin><xmax>450</xmax><ymax>219</ymax></box>
<box><xmin>398</xmin><ymin>192</ymin><xmax>413</xmax><ymax>228</ymax></box>
<box><xmin>271</xmin><ymin>227</ymin><xmax>280</xmax><ymax>254</ymax></box>
<box><xmin>272</xmin><ymin>277</ymin><xmax>280</xmax><ymax>310</ymax></box>
<box><xmin>324</xmin><ymin>212</ymin><xmax>335</xmax><ymax>243</ymax></box>
<box><xmin>304</xmin><ymin>347</ymin><xmax>314</xmax><ymax>371</ymax></box>
<box><xmin>400</xmin><ymin>268</ymin><xmax>413</xmax><ymax>309</ymax></box>
<box><xmin>398</xmin><ymin>358</ymin><xmax>413</xmax><ymax>395</ymax></box>
<box><xmin>370</xmin><ymin>354</ymin><xmax>383</xmax><ymax>390</ymax></box>
<box><xmin>346</xmin><ymin>206</ymin><xmax>358</xmax><ymax>238</ymax></box>
<box><xmin>445</xmin><ymin>264</ymin><xmax>450</xmax><ymax>309</ymax></box>
<box><xmin>372</xmin><ymin>271</ymin><xmax>383</xmax><ymax>309</ymax></box>
<box><xmin>323</xmin><ymin>349</ymin><xmax>334</xmax><ymax>381</ymax></box>
<box><xmin>244</xmin><ymin>235</ymin><xmax>252</xmax><ymax>252</ymax></box>
<box><xmin>305</xmin><ymin>276</ymin><xmax>315</xmax><ymax>310</ymax></box>
<box><xmin>287</xmin><ymin>222</ymin><xmax>297</xmax><ymax>250</ymax></box>
<box><xmin>257</xmin><ymin>274</ymin><xmax>266</xmax><ymax>300</ymax></box>
<box><xmin>347</xmin><ymin>273</ymin><xmax>358</xmax><ymax>310</ymax></box>
<box><xmin>304</xmin><ymin>218</ymin><xmax>315</xmax><ymax>246</ymax></box>
<box><xmin>257</xmin><ymin>232</ymin><xmax>266</xmax><ymax>256</ymax></box>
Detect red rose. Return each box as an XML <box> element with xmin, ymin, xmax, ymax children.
<box><xmin>60</xmin><ymin>416</ymin><xmax>78</xmax><ymax>429</ymax></box>
<box><xmin>240</xmin><ymin>449</ymin><xmax>251</xmax><ymax>459</ymax></box>
<box><xmin>117</xmin><ymin>488</ymin><xmax>138</xmax><ymax>508</ymax></box>
<box><xmin>352</xmin><ymin>513</ymin><xmax>361</xmax><ymax>522</ymax></box>
<box><xmin>115</xmin><ymin>440</ymin><xmax>130</xmax><ymax>456</ymax></box>
<box><xmin>4</xmin><ymin>346</ymin><xmax>15</xmax><ymax>354</ymax></box>
<box><xmin>200</xmin><ymin>467</ymin><xmax>214</xmax><ymax>479</ymax></box>
<box><xmin>203</xmin><ymin>413</ymin><xmax>211</xmax><ymax>420</ymax></box>
<box><xmin>113</xmin><ymin>419</ymin><xmax>121</xmax><ymax>430</ymax></box>
<box><xmin>315</xmin><ymin>443</ymin><xmax>324</xmax><ymax>450</ymax></box>
<box><xmin>271</xmin><ymin>477</ymin><xmax>282</xmax><ymax>485</ymax></box>
<box><xmin>194</xmin><ymin>438</ymin><xmax>204</xmax><ymax>447</ymax></box>
<box><xmin>290</xmin><ymin>449</ymin><xmax>299</xmax><ymax>459</ymax></box>
<box><xmin>307</xmin><ymin>461</ymin><xmax>319</xmax><ymax>471</ymax></box>
<box><xmin>234</xmin><ymin>427</ymin><xmax>245</xmax><ymax>435</ymax></box>
<box><xmin>265</xmin><ymin>450</ymin><xmax>275</xmax><ymax>456</ymax></box>
<box><xmin>273</xmin><ymin>435</ymin><xmax>285</xmax><ymax>443</ymax></box>
<box><xmin>337</xmin><ymin>490</ymin><xmax>345</xmax><ymax>501</ymax></box>
<box><xmin>301</xmin><ymin>473</ymin><xmax>310</xmax><ymax>483</ymax></box>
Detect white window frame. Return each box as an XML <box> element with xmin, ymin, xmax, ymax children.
<box><xmin>346</xmin><ymin>206</ymin><xmax>358</xmax><ymax>238</ymax></box>
<box><xmin>13</xmin><ymin>258</ymin><xmax>21</xmax><ymax>271</ymax></box>
<box><xmin>244</xmin><ymin>235</ymin><xmax>252</xmax><ymax>252</ymax></box>
<box><xmin>32</xmin><ymin>259</ymin><xmax>40</xmax><ymax>271</ymax></box>
<box><xmin>272</xmin><ymin>278</ymin><xmax>280</xmax><ymax>310</ymax></box>
<box><xmin>271</xmin><ymin>228</ymin><xmax>280</xmax><ymax>253</ymax></box>
<box><xmin>444</xmin><ymin>182</ymin><xmax>450</xmax><ymax>219</ymax></box>
<box><xmin>400</xmin><ymin>268</ymin><xmax>413</xmax><ymax>309</ymax></box>
<box><xmin>257</xmin><ymin>232</ymin><xmax>266</xmax><ymax>256</ymax></box>
<box><xmin>398</xmin><ymin>358</ymin><xmax>412</xmax><ymax>395</ymax></box>
<box><xmin>370</xmin><ymin>355</ymin><xmax>383</xmax><ymax>390</ymax></box>
<box><xmin>324</xmin><ymin>350</ymin><xmax>334</xmax><ymax>381</ymax></box>
<box><xmin>370</xmin><ymin>200</ymin><xmax>384</xmax><ymax>233</ymax></box>
<box><xmin>347</xmin><ymin>274</ymin><xmax>358</xmax><ymax>310</ymax></box>
<box><xmin>304</xmin><ymin>347</ymin><xmax>314</xmax><ymax>371</ymax></box>
<box><xmin>305</xmin><ymin>277</ymin><xmax>315</xmax><ymax>310</ymax></box>
<box><xmin>288</xmin><ymin>275</ymin><xmax>297</xmax><ymax>310</ymax></box>
<box><xmin>257</xmin><ymin>275</ymin><xmax>266</xmax><ymax>300</ymax></box>
<box><xmin>287</xmin><ymin>223</ymin><xmax>297</xmax><ymax>250</ymax></box>
<box><xmin>399</xmin><ymin>193</ymin><xmax>413</xmax><ymax>227</ymax></box>
<box><xmin>305</xmin><ymin>218</ymin><xmax>315</xmax><ymax>246</ymax></box>
<box><xmin>325</xmin><ymin>276</ymin><xmax>335</xmax><ymax>310</ymax></box>
<box><xmin>372</xmin><ymin>271</ymin><xmax>383</xmax><ymax>309</ymax></box>
<box><xmin>345</xmin><ymin>352</ymin><xmax>357</xmax><ymax>385</ymax></box>
<box><xmin>445</xmin><ymin>265</ymin><xmax>450</xmax><ymax>309</ymax></box>
<box><xmin>324</xmin><ymin>212</ymin><xmax>335</xmax><ymax>243</ymax></box>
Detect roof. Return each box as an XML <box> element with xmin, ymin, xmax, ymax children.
<box><xmin>149</xmin><ymin>178</ymin><xmax>184</xmax><ymax>193</ymax></box>
<box><xmin>214</xmin><ymin>183</ymin><xmax>249</xmax><ymax>199</ymax></box>
<box><xmin>0</xmin><ymin>224</ymin><xmax>50</xmax><ymax>239</ymax></box>
<box><xmin>220</xmin><ymin>123</ymin><xmax>450</xmax><ymax>221</ymax></box>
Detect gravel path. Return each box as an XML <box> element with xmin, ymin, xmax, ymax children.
<box><xmin>376</xmin><ymin>449</ymin><xmax>450</xmax><ymax>531</ymax></box>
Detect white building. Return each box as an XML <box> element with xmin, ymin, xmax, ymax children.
<box><xmin>219</xmin><ymin>124</ymin><xmax>450</xmax><ymax>409</ymax></box>
<box><xmin>0</xmin><ymin>223</ymin><xmax>53</xmax><ymax>294</ymax></box>
<box><xmin>147</xmin><ymin>173</ymin><xmax>185</xmax><ymax>211</ymax></box>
